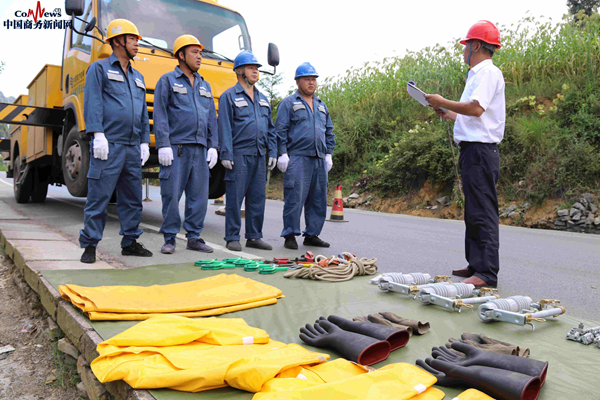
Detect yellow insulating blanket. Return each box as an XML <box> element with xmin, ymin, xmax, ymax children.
<box><xmin>59</xmin><ymin>273</ymin><xmax>282</xmax><ymax>320</ymax></box>
<box><xmin>255</xmin><ymin>359</ymin><xmax>445</xmax><ymax>400</ymax></box>
<box><xmin>91</xmin><ymin>315</ymin><xmax>330</xmax><ymax>392</ymax></box>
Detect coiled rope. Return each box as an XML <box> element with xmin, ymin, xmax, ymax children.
<box><xmin>283</xmin><ymin>252</ymin><xmax>378</xmax><ymax>282</ymax></box>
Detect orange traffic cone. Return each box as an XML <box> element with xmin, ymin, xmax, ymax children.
<box><xmin>327</xmin><ymin>184</ymin><xmax>349</xmax><ymax>222</ymax></box>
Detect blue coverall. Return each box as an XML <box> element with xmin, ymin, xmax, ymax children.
<box><xmin>218</xmin><ymin>83</ymin><xmax>276</xmax><ymax>242</ymax></box>
<box><xmin>79</xmin><ymin>53</ymin><xmax>150</xmax><ymax>249</ymax></box>
<box><xmin>275</xmin><ymin>91</ymin><xmax>335</xmax><ymax>238</ymax></box>
<box><xmin>153</xmin><ymin>67</ymin><xmax>218</xmax><ymax>243</ymax></box>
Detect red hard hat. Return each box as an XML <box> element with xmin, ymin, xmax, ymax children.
<box><xmin>460</xmin><ymin>20</ymin><xmax>501</xmax><ymax>48</ymax></box>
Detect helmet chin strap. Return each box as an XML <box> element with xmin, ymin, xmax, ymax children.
<box><xmin>118</xmin><ymin>36</ymin><xmax>135</xmax><ymax>61</ymax></box>
<box><xmin>297</xmin><ymin>80</ymin><xmax>310</xmax><ymax>96</ymax></box>
<box><xmin>237</xmin><ymin>67</ymin><xmax>254</xmax><ymax>90</ymax></box>
<box><xmin>466</xmin><ymin>40</ymin><xmax>482</xmax><ymax>78</ymax></box>
<box><xmin>181</xmin><ymin>49</ymin><xmax>198</xmax><ymax>74</ymax></box>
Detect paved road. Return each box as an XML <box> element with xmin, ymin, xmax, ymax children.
<box><xmin>1</xmin><ymin>173</ymin><xmax>598</xmax><ymax>322</ymax></box>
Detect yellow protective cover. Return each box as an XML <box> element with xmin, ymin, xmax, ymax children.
<box><xmin>91</xmin><ymin>316</ymin><xmax>329</xmax><ymax>393</ymax></box>
<box><xmin>253</xmin><ymin>363</ymin><xmax>441</xmax><ymax>400</ymax></box>
<box><xmin>59</xmin><ymin>274</ymin><xmax>282</xmax><ymax>320</ymax></box>
<box><xmin>452</xmin><ymin>388</ymin><xmax>496</xmax><ymax>400</ymax></box>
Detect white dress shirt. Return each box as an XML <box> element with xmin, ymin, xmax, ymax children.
<box><xmin>454</xmin><ymin>59</ymin><xmax>506</xmax><ymax>144</ymax></box>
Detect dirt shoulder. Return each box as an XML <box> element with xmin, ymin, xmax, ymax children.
<box><xmin>0</xmin><ymin>251</ymin><xmax>82</xmax><ymax>400</ymax></box>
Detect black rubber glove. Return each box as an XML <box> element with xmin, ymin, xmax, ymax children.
<box><xmin>416</xmin><ymin>358</ymin><xmax>542</xmax><ymax>400</ymax></box>
<box><xmin>327</xmin><ymin>315</ymin><xmax>410</xmax><ymax>350</ymax></box>
<box><xmin>299</xmin><ymin>318</ymin><xmax>391</xmax><ymax>366</ymax></box>
<box><xmin>432</xmin><ymin>342</ymin><xmax>548</xmax><ymax>385</ymax></box>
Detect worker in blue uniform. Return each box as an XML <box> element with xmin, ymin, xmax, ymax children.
<box><xmin>153</xmin><ymin>34</ymin><xmax>219</xmax><ymax>254</ymax></box>
<box><xmin>275</xmin><ymin>62</ymin><xmax>335</xmax><ymax>250</ymax></box>
<box><xmin>79</xmin><ymin>19</ymin><xmax>152</xmax><ymax>264</ymax></box>
<box><xmin>218</xmin><ymin>50</ymin><xmax>277</xmax><ymax>251</ymax></box>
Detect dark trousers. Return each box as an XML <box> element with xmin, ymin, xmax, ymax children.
<box><xmin>459</xmin><ymin>142</ymin><xmax>500</xmax><ymax>286</ymax></box>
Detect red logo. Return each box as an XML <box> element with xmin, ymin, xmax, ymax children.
<box><xmin>28</xmin><ymin>2</ymin><xmax>45</xmax><ymax>23</ymax></box>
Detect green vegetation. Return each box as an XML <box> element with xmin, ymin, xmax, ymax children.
<box><xmin>319</xmin><ymin>12</ymin><xmax>600</xmax><ymax>205</ymax></box>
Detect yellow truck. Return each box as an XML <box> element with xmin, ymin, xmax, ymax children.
<box><xmin>0</xmin><ymin>0</ymin><xmax>279</xmax><ymax>203</ymax></box>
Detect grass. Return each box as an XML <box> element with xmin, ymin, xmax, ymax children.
<box><xmin>317</xmin><ymin>11</ymin><xmax>600</xmax><ymax>206</ymax></box>
<box><xmin>49</xmin><ymin>341</ymin><xmax>81</xmax><ymax>389</ymax></box>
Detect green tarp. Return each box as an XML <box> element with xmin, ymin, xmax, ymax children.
<box><xmin>43</xmin><ymin>264</ymin><xmax>599</xmax><ymax>400</ymax></box>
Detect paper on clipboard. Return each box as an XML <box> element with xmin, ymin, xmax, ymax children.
<box><xmin>406</xmin><ymin>81</ymin><xmax>447</xmax><ymax>112</ymax></box>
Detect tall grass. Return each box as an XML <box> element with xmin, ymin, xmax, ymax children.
<box><xmin>319</xmin><ymin>12</ymin><xmax>600</xmax><ymax>204</ymax></box>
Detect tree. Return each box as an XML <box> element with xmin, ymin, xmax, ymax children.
<box><xmin>567</xmin><ymin>0</ymin><xmax>600</xmax><ymax>16</ymax></box>
<box><xmin>257</xmin><ymin>72</ymin><xmax>284</xmax><ymax>114</ymax></box>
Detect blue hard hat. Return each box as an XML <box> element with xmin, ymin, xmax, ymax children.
<box><xmin>295</xmin><ymin>62</ymin><xmax>319</xmax><ymax>79</ymax></box>
<box><xmin>233</xmin><ymin>50</ymin><xmax>262</xmax><ymax>69</ymax></box>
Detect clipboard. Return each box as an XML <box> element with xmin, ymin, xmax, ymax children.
<box><xmin>407</xmin><ymin>81</ymin><xmax>447</xmax><ymax>113</ymax></box>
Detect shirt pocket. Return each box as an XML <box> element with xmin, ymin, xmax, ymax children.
<box><xmin>172</xmin><ymin>85</ymin><xmax>190</xmax><ymax>106</ymax></box>
<box><xmin>133</xmin><ymin>78</ymin><xmax>146</xmax><ymax>100</ymax></box>
<box><xmin>291</xmin><ymin>104</ymin><xmax>308</xmax><ymax>122</ymax></box>
<box><xmin>106</xmin><ymin>71</ymin><xmax>126</xmax><ymax>96</ymax></box>
<box><xmin>233</xmin><ymin>98</ymin><xmax>251</xmax><ymax>119</ymax></box>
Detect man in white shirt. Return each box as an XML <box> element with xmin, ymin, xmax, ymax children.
<box><xmin>425</xmin><ymin>20</ymin><xmax>505</xmax><ymax>288</ymax></box>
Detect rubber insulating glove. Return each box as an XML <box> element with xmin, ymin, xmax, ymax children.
<box><xmin>327</xmin><ymin>315</ymin><xmax>409</xmax><ymax>351</ymax></box>
<box><xmin>140</xmin><ymin>143</ymin><xmax>150</xmax><ymax>166</ymax></box>
<box><xmin>158</xmin><ymin>147</ymin><xmax>174</xmax><ymax>167</ymax></box>
<box><xmin>416</xmin><ymin>357</ymin><xmax>541</xmax><ymax>400</ymax></box>
<box><xmin>267</xmin><ymin>157</ymin><xmax>277</xmax><ymax>171</ymax></box>
<box><xmin>206</xmin><ymin>148</ymin><xmax>218</xmax><ymax>169</ymax></box>
<box><xmin>221</xmin><ymin>160</ymin><xmax>234</xmax><ymax>170</ymax></box>
<box><xmin>432</xmin><ymin>342</ymin><xmax>548</xmax><ymax>385</ymax></box>
<box><xmin>277</xmin><ymin>154</ymin><xmax>289</xmax><ymax>172</ymax></box>
<box><xmin>299</xmin><ymin>318</ymin><xmax>390</xmax><ymax>366</ymax></box>
<box><xmin>93</xmin><ymin>132</ymin><xmax>109</xmax><ymax>160</ymax></box>
<box><xmin>378</xmin><ymin>312</ymin><xmax>430</xmax><ymax>335</ymax></box>
<box><xmin>325</xmin><ymin>154</ymin><xmax>333</xmax><ymax>172</ymax></box>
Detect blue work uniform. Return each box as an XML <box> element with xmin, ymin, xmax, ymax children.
<box><xmin>79</xmin><ymin>53</ymin><xmax>150</xmax><ymax>249</ymax></box>
<box><xmin>275</xmin><ymin>91</ymin><xmax>335</xmax><ymax>238</ymax></box>
<box><xmin>218</xmin><ymin>83</ymin><xmax>276</xmax><ymax>242</ymax></box>
<box><xmin>153</xmin><ymin>66</ymin><xmax>218</xmax><ymax>243</ymax></box>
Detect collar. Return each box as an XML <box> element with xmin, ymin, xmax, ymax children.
<box><xmin>294</xmin><ymin>90</ymin><xmax>319</xmax><ymax>104</ymax></box>
<box><xmin>469</xmin><ymin>59</ymin><xmax>493</xmax><ymax>76</ymax></box>
<box><xmin>175</xmin><ymin>66</ymin><xmax>201</xmax><ymax>82</ymax></box>
<box><xmin>109</xmin><ymin>52</ymin><xmax>131</xmax><ymax>72</ymax></box>
<box><xmin>234</xmin><ymin>82</ymin><xmax>262</xmax><ymax>97</ymax></box>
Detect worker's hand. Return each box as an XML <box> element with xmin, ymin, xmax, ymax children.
<box><xmin>158</xmin><ymin>147</ymin><xmax>174</xmax><ymax>167</ymax></box>
<box><xmin>207</xmin><ymin>148</ymin><xmax>218</xmax><ymax>169</ymax></box>
<box><xmin>277</xmin><ymin>153</ymin><xmax>289</xmax><ymax>173</ymax></box>
<box><xmin>221</xmin><ymin>160</ymin><xmax>234</xmax><ymax>170</ymax></box>
<box><xmin>267</xmin><ymin>157</ymin><xmax>277</xmax><ymax>170</ymax></box>
<box><xmin>325</xmin><ymin>154</ymin><xmax>333</xmax><ymax>172</ymax></box>
<box><xmin>434</xmin><ymin>107</ymin><xmax>457</xmax><ymax>121</ymax></box>
<box><xmin>424</xmin><ymin>94</ymin><xmax>446</xmax><ymax>109</ymax></box>
<box><xmin>93</xmin><ymin>132</ymin><xmax>109</xmax><ymax>160</ymax></box>
<box><xmin>140</xmin><ymin>143</ymin><xmax>150</xmax><ymax>166</ymax></box>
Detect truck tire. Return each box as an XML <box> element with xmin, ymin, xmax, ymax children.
<box><xmin>62</xmin><ymin>126</ymin><xmax>90</xmax><ymax>197</ymax></box>
<box><xmin>30</xmin><ymin>167</ymin><xmax>50</xmax><ymax>203</ymax></box>
<box><xmin>13</xmin><ymin>156</ymin><xmax>32</xmax><ymax>204</ymax></box>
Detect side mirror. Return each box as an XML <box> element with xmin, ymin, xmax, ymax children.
<box><xmin>268</xmin><ymin>43</ymin><xmax>280</xmax><ymax>68</ymax></box>
<box><xmin>84</xmin><ymin>16</ymin><xmax>96</xmax><ymax>33</ymax></box>
<box><xmin>65</xmin><ymin>0</ymin><xmax>84</xmax><ymax>16</ymax></box>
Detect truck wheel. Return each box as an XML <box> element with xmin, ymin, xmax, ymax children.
<box><xmin>62</xmin><ymin>127</ymin><xmax>90</xmax><ymax>197</ymax></box>
<box><xmin>30</xmin><ymin>167</ymin><xmax>49</xmax><ymax>203</ymax></box>
<box><xmin>13</xmin><ymin>156</ymin><xmax>32</xmax><ymax>204</ymax></box>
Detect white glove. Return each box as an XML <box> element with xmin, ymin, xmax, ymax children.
<box><xmin>325</xmin><ymin>154</ymin><xmax>333</xmax><ymax>172</ymax></box>
<box><xmin>140</xmin><ymin>143</ymin><xmax>150</xmax><ymax>166</ymax></box>
<box><xmin>207</xmin><ymin>148</ymin><xmax>218</xmax><ymax>169</ymax></box>
<box><xmin>277</xmin><ymin>154</ymin><xmax>289</xmax><ymax>172</ymax></box>
<box><xmin>221</xmin><ymin>159</ymin><xmax>234</xmax><ymax>170</ymax></box>
<box><xmin>93</xmin><ymin>132</ymin><xmax>109</xmax><ymax>160</ymax></box>
<box><xmin>268</xmin><ymin>157</ymin><xmax>277</xmax><ymax>170</ymax></box>
<box><xmin>158</xmin><ymin>147</ymin><xmax>174</xmax><ymax>167</ymax></box>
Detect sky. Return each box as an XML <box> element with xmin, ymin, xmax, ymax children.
<box><xmin>0</xmin><ymin>0</ymin><xmax>570</xmax><ymax>99</ymax></box>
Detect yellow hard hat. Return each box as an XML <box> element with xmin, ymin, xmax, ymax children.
<box><xmin>173</xmin><ymin>34</ymin><xmax>203</xmax><ymax>58</ymax></box>
<box><xmin>106</xmin><ymin>19</ymin><xmax>141</xmax><ymax>41</ymax></box>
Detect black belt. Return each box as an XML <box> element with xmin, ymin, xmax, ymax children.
<box><xmin>458</xmin><ymin>141</ymin><xmax>498</xmax><ymax>151</ymax></box>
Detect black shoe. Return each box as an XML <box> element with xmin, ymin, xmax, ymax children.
<box><xmin>246</xmin><ymin>238</ymin><xmax>273</xmax><ymax>250</ymax></box>
<box><xmin>226</xmin><ymin>240</ymin><xmax>242</xmax><ymax>252</ymax></box>
<box><xmin>121</xmin><ymin>240</ymin><xmax>153</xmax><ymax>257</ymax></box>
<box><xmin>80</xmin><ymin>246</ymin><xmax>96</xmax><ymax>264</ymax></box>
<box><xmin>303</xmin><ymin>235</ymin><xmax>330</xmax><ymax>248</ymax></box>
<box><xmin>187</xmin><ymin>238</ymin><xmax>213</xmax><ymax>253</ymax></box>
<box><xmin>284</xmin><ymin>236</ymin><xmax>298</xmax><ymax>250</ymax></box>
